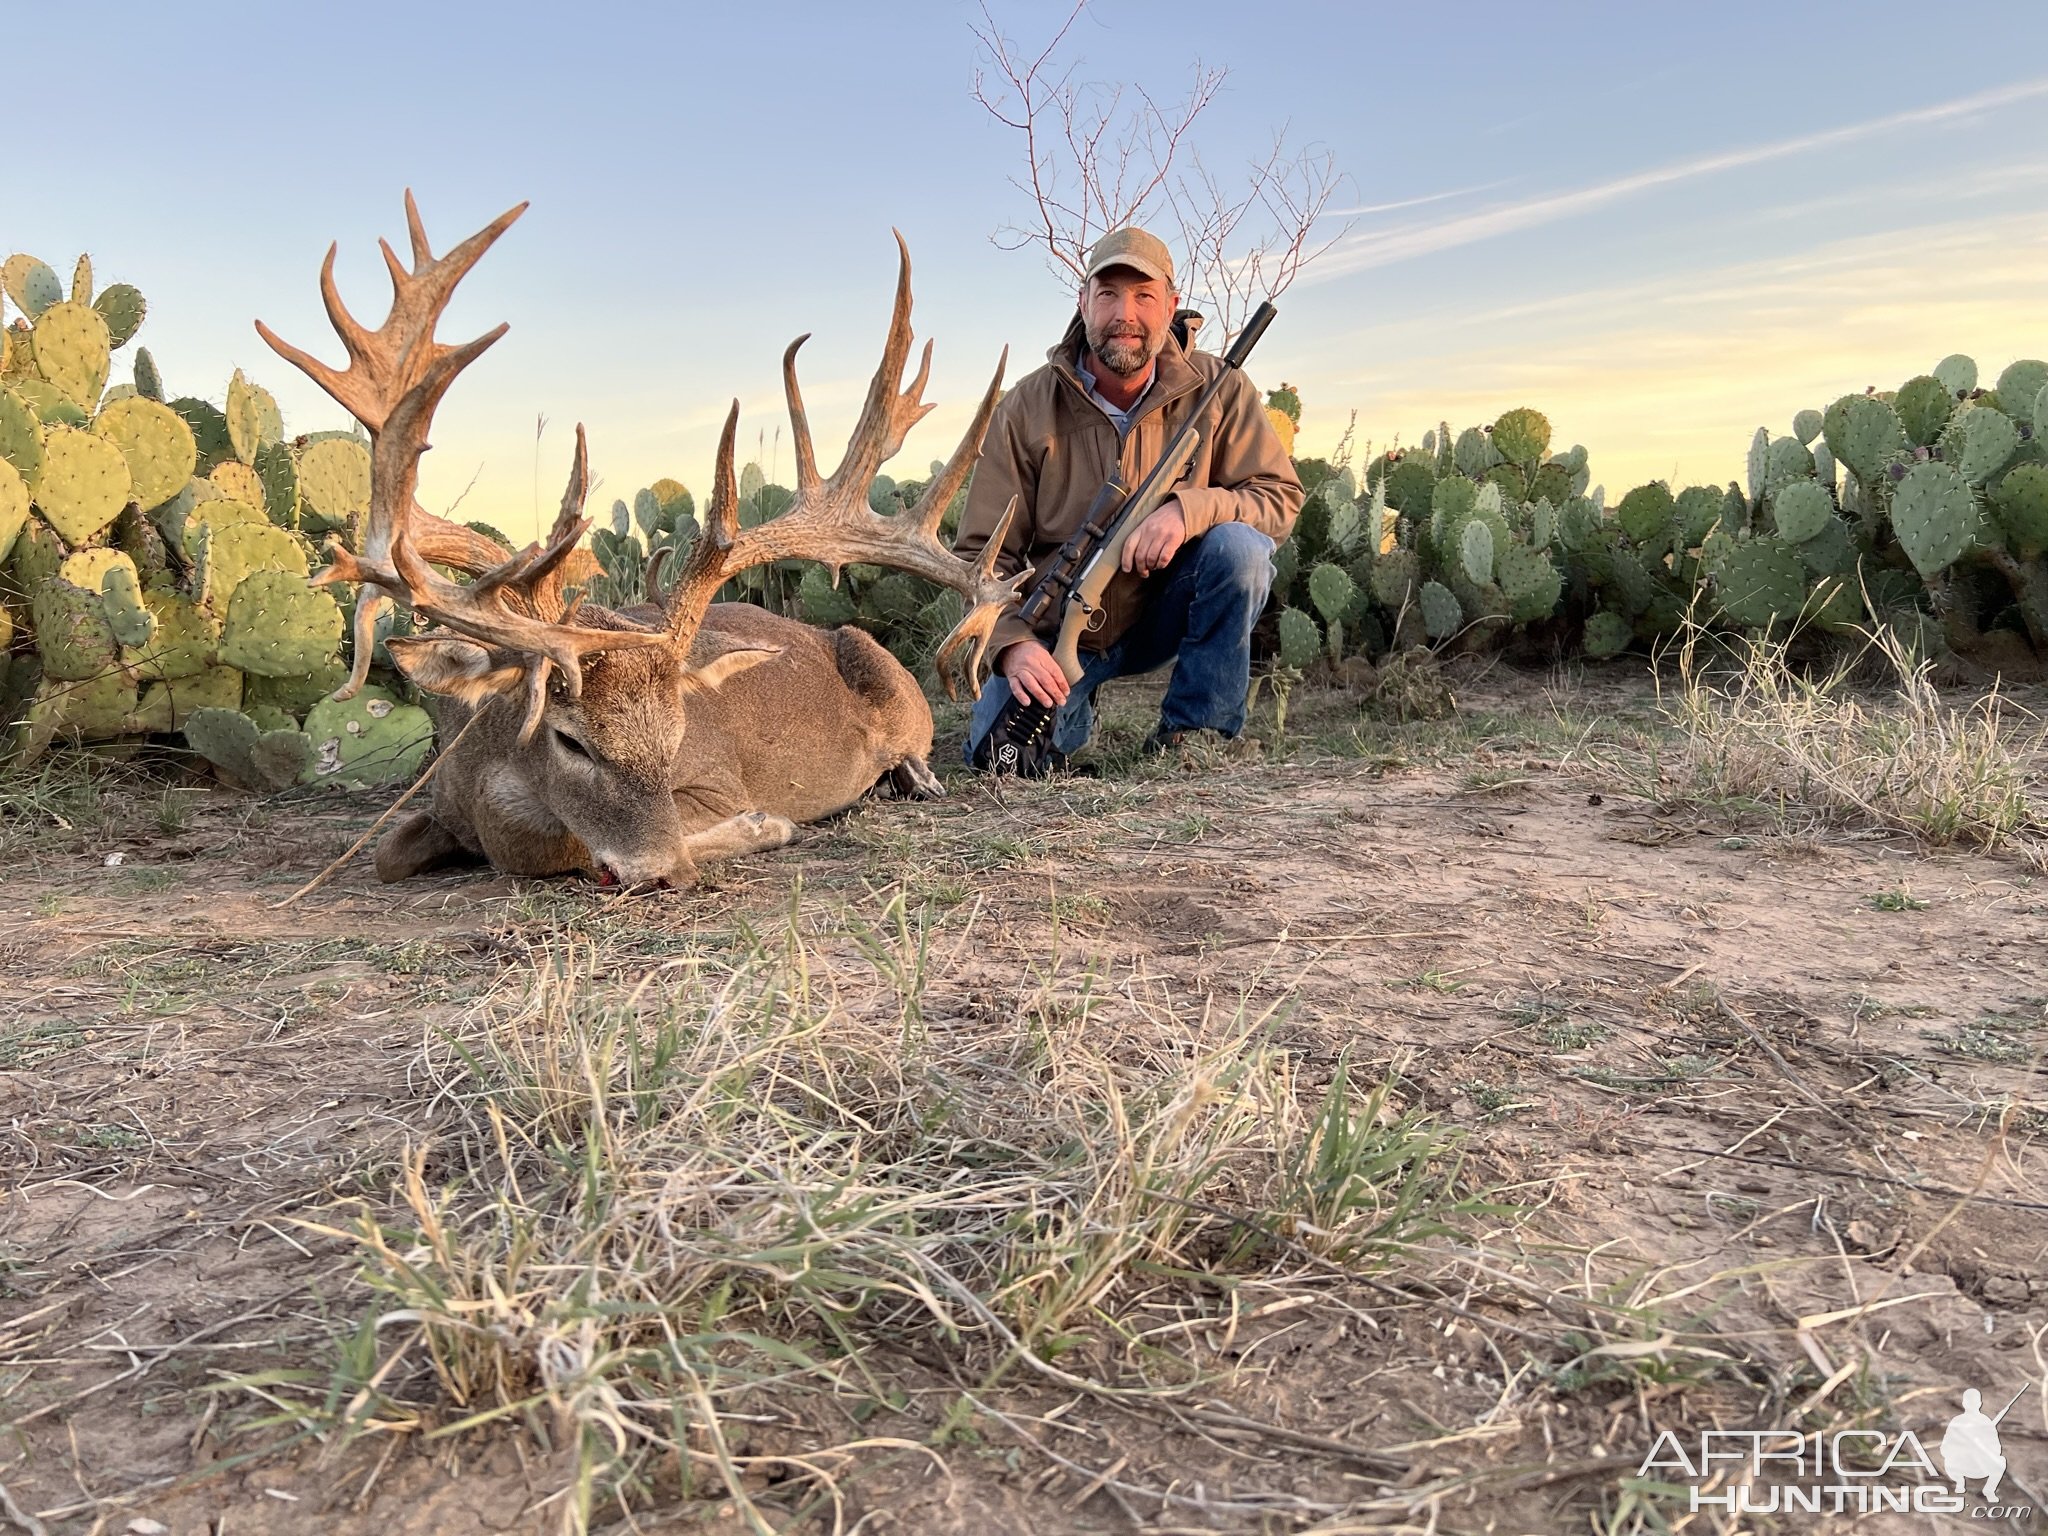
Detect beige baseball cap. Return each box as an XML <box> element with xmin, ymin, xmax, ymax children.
<box><xmin>1083</xmin><ymin>227</ymin><xmax>1175</xmax><ymax>288</ymax></box>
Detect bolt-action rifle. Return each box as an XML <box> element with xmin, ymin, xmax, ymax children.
<box><xmin>972</xmin><ymin>301</ymin><xmax>1278</xmax><ymax>775</ymax></box>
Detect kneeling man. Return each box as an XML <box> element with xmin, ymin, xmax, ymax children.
<box><xmin>953</xmin><ymin>227</ymin><xmax>1302</xmax><ymax>770</ymax></box>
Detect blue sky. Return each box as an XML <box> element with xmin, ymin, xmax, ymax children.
<box><xmin>12</xmin><ymin>2</ymin><xmax>2048</xmax><ymax>540</ymax></box>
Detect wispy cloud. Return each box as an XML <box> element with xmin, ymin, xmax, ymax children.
<box><xmin>1318</xmin><ymin>182</ymin><xmax>1505</xmax><ymax>219</ymax></box>
<box><xmin>1308</xmin><ymin>75</ymin><xmax>2048</xmax><ymax>280</ymax></box>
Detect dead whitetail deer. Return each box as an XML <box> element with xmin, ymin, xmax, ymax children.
<box><xmin>257</xmin><ymin>194</ymin><xmax>1021</xmax><ymax>885</ymax></box>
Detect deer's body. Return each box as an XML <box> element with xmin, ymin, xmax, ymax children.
<box><xmin>260</xmin><ymin>199</ymin><xmax>1015</xmax><ymax>889</ymax></box>
<box><xmin>377</xmin><ymin>604</ymin><xmax>941</xmax><ymax>884</ymax></box>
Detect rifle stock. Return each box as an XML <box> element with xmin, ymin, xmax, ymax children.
<box><xmin>1050</xmin><ymin>427</ymin><xmax>1203</xmax><ymax>681</ymax></box>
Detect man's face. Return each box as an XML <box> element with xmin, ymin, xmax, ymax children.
<box><xmin>1080</xmin><ymin>268</ymin><xmax>1176</xmax><ymax>378</ymax></box>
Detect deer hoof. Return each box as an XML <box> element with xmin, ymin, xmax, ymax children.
<box><xmin>889</xmin><ymin>756</ymin><xmax>947</xmax><ymax>801</ymax></box>
<box><xmin>741</xmin><ymin>811</ymin><xmax>797</xmax><ymax>848</ymax></box>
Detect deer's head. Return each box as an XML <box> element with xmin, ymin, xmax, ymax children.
<box><xmin>256</xmin><ymin>194</ymin><xmax>1022</xmax><ymax>885</ymax></box>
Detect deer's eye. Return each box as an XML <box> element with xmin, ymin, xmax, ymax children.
<box><xmin>553</xmin><ymin>728</ymin><xmax>592</xmax><ymax>760</ymax></box>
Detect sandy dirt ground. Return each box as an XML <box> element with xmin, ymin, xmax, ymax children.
<box><xmin>3</xmin><ymin>664</ymin><xmax>2044</xmax><ymax>1534</ymax></box>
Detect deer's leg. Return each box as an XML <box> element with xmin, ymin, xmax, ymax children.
<box><xmin>885</xmin><ymin>757</ymin><xmax>946</xmax><ymax>800</ymax></box>
<box><xmin>679</xmin><ymin>810</ymin><xmax>797</xmax><ymax>869</ymax></box>
<box><xmin>375</xmin><ymin>812</ymin><xmax>486</xmax><ymax>882</ymax></box>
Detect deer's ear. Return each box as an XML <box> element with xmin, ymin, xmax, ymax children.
<box><xmin>681</xmin><ymin>645</ymin><xmax>781</xmax><ymax>696</ymax></box>
<box><xmin>385</xmin><ymin>636</ymin><xmax>527</xmax><ymax>704</ymax></box>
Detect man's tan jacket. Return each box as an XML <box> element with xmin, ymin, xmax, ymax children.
<box><xmin>953</xmin><ymin>315</ymin><xmax>1303</xmax><ymax>658</ymax></box>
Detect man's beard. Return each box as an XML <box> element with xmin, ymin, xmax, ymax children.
<box><xmin>1085</xmin><ymin>319</ymin><xmax>1161</xmax><ymax>378</ymax></box>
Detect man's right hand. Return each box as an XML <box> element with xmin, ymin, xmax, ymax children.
<box><xmin>1000</xmin><ymin>641</ymin><xmax>1071</xmax><ymax>707</ymax></box>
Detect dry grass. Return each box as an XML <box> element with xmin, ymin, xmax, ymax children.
<box><xmin>249</xmin><ymin>899</ymin><xmax>1492</xmax><ymax>1532</ymax></box>
<box><xmin>1660</xmin><ymin>618</ymin><xmax>2048</xmax><ymax>851</ymax></box>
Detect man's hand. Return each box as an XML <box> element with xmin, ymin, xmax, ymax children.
<box><xmin>1120</xmin><ymin>499</ymin><xmax>1187</xmax><ymax>577</ymax></box>
<box><xmin>1000</xmin><ymin>640</ymin><xmax>1071</xmax><ymax>707</ymax></box>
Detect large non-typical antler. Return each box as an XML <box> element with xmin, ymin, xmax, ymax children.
<box><xmin>659</xmin><ymin>234</ymin><xmax>1023</xmax><ymax>696</ymax></box>
<box><xmin>255</xmin><ymin>192</ymin><xmax>665</xmax><ymax>724</ymax></box>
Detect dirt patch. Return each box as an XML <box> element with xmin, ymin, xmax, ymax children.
<box><xmin>3</xmin><ymin>665</ymin><xmax>2045</xmax><ymax>1533</ymax></box>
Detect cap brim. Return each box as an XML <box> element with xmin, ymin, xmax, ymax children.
<box><xmin>1085</xmin><ymin>256</ymin><xmax>1172</xmax><ymax>286</ymax></box>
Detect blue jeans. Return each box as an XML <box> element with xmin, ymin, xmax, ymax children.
<box><xmin>964</xmin><ymin>521</ymin><xmax>1275</xmax><ymax>763</ymax></box>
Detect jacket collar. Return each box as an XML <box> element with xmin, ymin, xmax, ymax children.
<box><xmin>1046</xmin><ymin>313</ymin><xmax>1203</xmax><ymax>424</ymax></box>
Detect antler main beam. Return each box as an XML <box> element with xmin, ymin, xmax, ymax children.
<box><xmin>256</xmin><ymin>192</ymin><xmax>664</xmax><ymax>707</ymax></box>
<box><xmin>660</xmin><ymin>234</ymin><xmax>1023</xmax><ymax>696</ymax></box>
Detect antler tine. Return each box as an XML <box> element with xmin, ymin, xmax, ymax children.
<box><xmin>908</xmin><ymin>347</ymin><xmax>1008</xmax><ymax>539</ymax></box>
<box><xmin>657</xmin><ymin>240</ymin><xmax>1031</xmax><ymax>680</ymax></box>
<box><xmin>661</xmin><ymin>403</ymin><xmax>744</xmax><ymax>644</ymax></box>
<box><xmin>263</xmin><ymin>197</ymin><xmax>667</xmax><ymax>703</ymax></box>
<box><xmin>782</xmin><ymin>336</ymin><xmax>823</xmax><ymax>494</ymax></box>
<box><xmin>831</xmin><ymin>232</ymin><xmax>933</xmax><ymax>493</ymax></box>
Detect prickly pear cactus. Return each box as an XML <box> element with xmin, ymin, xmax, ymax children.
<box><xmin>303</xmin><ymin>685</ymin><xmax>433</xmax><ymax>788</ymax></box>
<box><xmin>2</xmin><ymin>249</ymin><xmax>434</xmax><ymax>773</ymax></box>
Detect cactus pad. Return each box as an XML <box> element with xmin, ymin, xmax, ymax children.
<box><xmin>1745</xmin><ymin>427</ymin><xmax>1770</xmax><ymax>509</ymax></box>
<box><xmin>1370</xmin><ymin>546</ymin><xmax>1419</xmax><ymax>608</ymax></box>
<box><xmin>224</xmin><ymin>369</ymin><xmax>276</xmax><ymax>465</ymax></box>
<box><xmin>182</xmin><ymin>707</ymin><xmax>307</xmax><ymax>791</ymax></box>
<box><xmin>1714</xmin><ymin>539</ymin><xmax>1808</xmax><ymax>628</ymax></box>
<box><xmin>98</xmin><ymin>560</ymin><xmax>156</xmax><ymax>647</ymax></box>
<box><xmin>91</xmin><ymin>283</ymin><xmax>146</xmax><ymax>348</ymax></box>
<box><xmin>19</xmin><ymin>672</ymin><xmax>144</xmax><ymax>753</ymax></box>
<box><xmin>1763</xmin><ymin>436</ymin><xmax>1815</xmax><ymax>498</ymax></box>
<box><xmin>1771</xmin><ymin>480</ymin><xmax>1833</xmax><ymax>544</ymax></box>
<box><xmin>1617</xmin><ymin>483</ymin><xmax>1675</xmax><ymax>548</ymax></box>
<box><xmin>220</xmin><ymin>570</ymin><xmax>343</xmax><ymax>677</ymax></box>
<box><xmin>0</xmin><ymin>456</ymin><xmax>26</xmax><ymax>565</ymax></box>
<box><xmin>32</xmin><ymin>301</ymin><xmax>112</xmax><ymax>409</ymax></box>
<box><xmin>133</xmin><ymin>347</ymin><xmax>163</xmax><ymax>401</ymax></box>
<box><xmin>296</xmin><ymin>437</ymin><xmax>371</xmax><ymax>531</ymax></box>
<box><xmin>253</xmin><ymin>441</ymin><xmax>298</xmax><ymax>527</ymax></box>
<box><xmin>196</xmin><ymin>519</ymin><xmax>311</xmax><ymax>615</ymax></box>
<box><xmin>93</xmin><ymin>395</ymin><xmax>197</xmax><ymax>510</ymax></box>
<box><xmin>1418</xmin><ymin>580</ymin><xmax>1462</xmax><ymax>641</ymax></box>
<box><xmin>0</xmin><ymin>388</ymin><xmax>44</xmax><ymax>483</ymax></box>
<box><xmin>1497</xmin><ymin>542</ymin><xmax>1562</xmax><ymax>622</ymax></box>
<box><xmin>1458</xmin><ymin>518</ymin><xmax>1495</xmax><ymax>585</ymax></box>
<box><xmin>1796</xmin><ymin>516</ymin><xmax>1857</xmax><ymax>576</ymax></box>
<box><xmin>1577</xmin><ymin>610</ymin><xmax>1628</xmax><ymax>659</ymax></box>
<box><xmin>1894</xmin><ymin>375</ymin><xmax>1953</xmax><ymax>447</ymax></box>
<box><xmin>1275</xmin><ymin>606</ymin><xmax>1320</xmax><ymax>670</ymax></box>
<box><xmin>59</xmin><ymin>545</ymin><xmax>140</xmax><ymax>596</ymax></box>
<box><xmin>9</xmin><ymin>516</ymin><xmax>62</xmax><ymax>590</ymax></box>
<box><xmin>211</xmin><ymin>460</ymin><xmax>267</xmax><ymax>507</ymax></box>
<box><xmin>1823</xmin><ymin>395</ymin><xmax>1906</xmax><ymax>486</ymax></box>
<box><xmin>1307</xmin><ymin>561</ymin><xmax>1356</xmax><ymax>624</ymax></box>
<box><xmin>1992</xmin><ymin>463</ymin><xmax>2048</xmax><ymax>559</ymax></box>
<box><xmin>1792</xmin><ymin>409</ymin><xmax>1824</xmax><ymax>446</ymax></box>
<box><xmin>30</xmin><ymin>576</ymin><xmax>122</xmax><ymax>680</ymax></box>
<box><xmin>33</xmin><ymin>425</ymin><xmax>134</xmax><ymax>545</ymax></box>
<box><xmin>244</xmin><ymin>658</ymin><xmax>350</xmax><ymax>718</ymax></box>
<box><xmin>1944</xmin><ymin>404</ymin><xmax>2019</xmax><ymax>484</ymax></box>
<box><xmin>303</xmin><ymin>684</ymin><xmax>433</xmax><ymax>787</ymax></box>
<box><xmin>125</xmin><ymin>590</ymin><xmax>218</xmax><ymax>680</ymax></box>
<box><xmin>1890</xmin><ymin>461</ymin><xmax>1977</xmax><ymax>578</ymax></box>
<box><xmin>14</xmin><ymin>378</ymin><xmax>86</xmax><ymax>427</ymax></box>
<box><xmin>1934</xmin><ymin>354</ymin><xmax>1977</xmax><ymax>398</ymax></box>
<box><xmin>1996</xmin><ymin>360</ymin><xmax>2048</xmax><ymax>428</ymax></box>
<box><xmin>181</xmin><ymin>494</ymin><xmax>269</xmax><ymax>556</ymax></box>
<box><xmin>3</xmin><ymin>256</ymin><xmax>63</xmax><ymax>319</ymax></box>
<box><xmin>1453</xmin><ymin>426</ymin><xmax>1498</xmax><ymax>478</ymax></box>
<box><xmin>1490</xmin><ymin>407</ymin><xmax>1550</xmax><ymax>465</ymax></box>
<box><xmin>169</xmin><ymin>397</ymin><xmax>234</xmax><ymax>469</ymax></box>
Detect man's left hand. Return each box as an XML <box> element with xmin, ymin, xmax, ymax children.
<box><xmin>1121</xmin><ymin>500</ymin><xmax>1186</xmax><ymax>577</ymax></box>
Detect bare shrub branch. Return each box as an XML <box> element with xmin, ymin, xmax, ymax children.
<box><xmin>971</xmin><ymin>1</ymin><xmax>1353</xmax><ymax>344</ymax></box>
